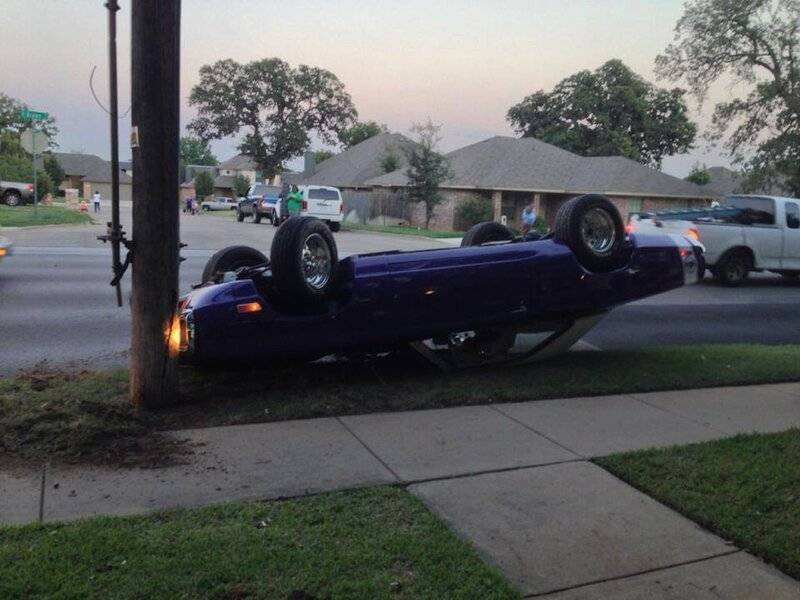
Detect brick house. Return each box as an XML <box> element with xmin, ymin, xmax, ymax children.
<box><xmin>365</xmin><ymin>136</ymin><xmax>715</xmax><ymax>230</ymax></box>
<box><xmin>40</xmin><ymin>152</ymin><xmax>133</xmax><ymax>202</ymax></box>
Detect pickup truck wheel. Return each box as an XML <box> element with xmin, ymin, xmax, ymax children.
<box><xmin>554</xmin><ymin>194</ymin><xmax>625</xmax><ymax>272</ymax></box>
<box><xmin>201</xmin><ymin>245</ymin><xmax>267</xmax><ymax>284</ymax></box>
<box><xmin>461</xmin><ymin>221</ymin><xmax>514</xmax><ymax>246</ymax></box>
<box><xmin>329</xmin><ymin>221</ymin><xmax>341</xmax><ymax>232</ymax></box>
<box><xmin>254</xmin><ymin>212</ymin><xmax>262</xmax><ymax>224</ymax></box>
<box><xmin>714</xmin><ymin>251</ymin><xmax>750</xmax><ymax>286</ymax></box>
<box><xmin>236</xmin><ymin>210</ymin><xmax>245</xmax><ymax>222</ymax></box>
<box><xmin>3</xmin><ymin>191</ymin><xmax>22</xmax><ymax>207</ymax></box>
<box><xmin>271</xmin><ymin>217</ymin><xmax>338</xmax><ymax>306</ymax></box>
<box><xmin>202</xmin><ymin>205</ymin><xmax>210</xmax><ymax>212</ymax></box>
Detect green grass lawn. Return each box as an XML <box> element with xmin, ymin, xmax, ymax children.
<box><xmin>598</xmin><ymin>429</ymin><xmax>800</xmax><ymax>580</ymax></box>
<box><xmin>0</xmin><ymin>204</ymin><xmax>93</xmax><ymax>227</ymax></box>
<box><xmin>2</xmin><ymin>344</ymin><xmax>799</xmax><ymax>466</ymax></box>
<box><xmin>0</xmin><ymin>487</ymin><xmax>518</xmax><ymax>600</ymax></box>
<box><xmin>343</xmin><ymin>222</ymin><xmax>464</xmax><ymax>238</ymax></box>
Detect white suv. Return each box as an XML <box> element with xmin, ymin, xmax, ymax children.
<box><xmin>276</xmin><ymin>185</ymin><xmax>344</xmax><ymax>231</ymax></box>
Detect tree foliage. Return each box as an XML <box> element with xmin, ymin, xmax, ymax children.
<box><xmin>686</xmin><ymin>163</ymin><xmax>712</xmax><ymax>185</ymax></box>
<box><xmin>338</xmin><ymin>121</ymin><xmax>388</xmax><ymax>148</ymax></box>
<box><xmin>0</xmin><ymin>92</ymin><xmax>58</xmax><ymax>145</ymax></box>
<box><xmin>656</xmin><ymin>0</ymin><xmax>800</xmax><ymax>195</ymax></box>
<box><xmin>507</xmin><ymin>59</ymin><xmax>696</xmax><ymax>168</ymax></box>
<box><xmin>404</xmin><ymin>120</ymin><xmax>452</xmax><ymax>229</ymax></box>
<box><xmin>458</xmin><ymin>195</ymin><xmax>493</xmax><ymax>228</ymax></box>
<box><xmin>379</xmin><ymin>146</ymin><xmax>400</xmax><ymax>173</ymax></box>
<box><xmin>188</xmin><ymin>58</ymin><xmax>356</xmax><ymax>179</ymax></box>
<box><xmin>43</xmin><ymin>153</ymin><xmax>65</xmax><ymax>187</ymax></box>
<box><xmin>179</xmin><ymin>136</ymin><xmax>218</xmax><ymax>166</ymax></box>
<box><xmin>313</xmin><ymin>150</ymin><xmax>334</xmax><ymax>164</ymax></box>
<box><xmin>232</xmin><ymin>173</ymin><xmax>251</xmax><ymax>198</ymax></box>
<box><xmin>193</xmin><ymin>170</ymin><xmax>215</xmax><ymax>199</ymax></box>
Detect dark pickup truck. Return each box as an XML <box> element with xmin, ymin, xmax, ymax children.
<box><xmin>1</xmin><ymin>180</ymin><xmax>35</xmax><ymax>206</ymax></box>
<box><xmin>237</xmin><ymin>183</ymin><xmax>281</xmax><ymax>224</ymax></box>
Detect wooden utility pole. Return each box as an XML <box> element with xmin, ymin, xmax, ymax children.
<box><xmin>130</xmin><ymin>0</ymin><xmax>181</xmax><ymax>407</ymax></box>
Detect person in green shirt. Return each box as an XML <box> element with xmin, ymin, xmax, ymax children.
<box><xmin>286</xmin><ymin>185</ymin><xmax>303</xmax><ymax>217</ymax></box>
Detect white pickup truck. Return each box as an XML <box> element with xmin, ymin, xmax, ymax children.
<box><xmin>629</xmin><ymin>195</ymin><xmax>800</xmax><ymax>285</ymax></box>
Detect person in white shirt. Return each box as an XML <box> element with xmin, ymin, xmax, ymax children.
<box><xmin>92</xmin><ymin>191</ymin><xmax>101</xmax><ymax>213</ymax></box>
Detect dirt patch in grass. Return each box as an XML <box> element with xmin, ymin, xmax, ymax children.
<box><xmin>0</xmin><ymin>366</ymin><xmax>190</xmax><ymax>468</ymax></box>
<box><xmin>2</xmin><ymin>344</ymin><xmax>799</xmax><ymax>467</ymax></box>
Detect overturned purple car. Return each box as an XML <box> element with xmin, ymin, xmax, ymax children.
<box><xmin>178</xmin><ymin>194</ymin><xmax>703</xmax><ymax>369</ymax></box>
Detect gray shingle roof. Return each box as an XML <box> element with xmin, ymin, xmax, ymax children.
<box><xmin>366</xmin><ymin>136</ymin><xmax>712</xmax><ymax>199</ymax></box>
<box><xmin>218</xmin><ymin>154</ymin><xmax>258</xmax><ymax>170</ymax></box>
<box><xmin>42</xmin><ymin>152</ymin><xmax>132</xmax><ymax>184</ymax></box>
<box><xmin>213</xmin><ymin>175</ymin><xmax>235</xmax><ymax>188</ymax></box>
<box><xmin>291</xmin><ymin>133</ymin><xmax>419</xmax><ymax>188</ymax></box>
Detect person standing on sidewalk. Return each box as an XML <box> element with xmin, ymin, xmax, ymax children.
<box><xmin>92</xmin><ymin>190</ymin><xmax>102</xmax><ymax>213</ymax></box>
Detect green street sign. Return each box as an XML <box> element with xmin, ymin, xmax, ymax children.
<box><xmin>19</xmin><ymin>109</ymin><xmax>48</xmax><ymax>121</ymax></box>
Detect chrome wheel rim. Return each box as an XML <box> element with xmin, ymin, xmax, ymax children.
<box><xmin>580</xmin><ymin>207</ymin><xmax>616</xmax><ymax>255</ymax></box>
<box><xmin>302</xmin><ymin>233</ymin><xmax>332</xmax><ymax>290</ymax></box>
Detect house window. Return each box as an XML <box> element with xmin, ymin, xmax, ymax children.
<box><xmin>627</xmin><ymin>198</ymin><xmax>642</xmax><ymax>213</ymax></box>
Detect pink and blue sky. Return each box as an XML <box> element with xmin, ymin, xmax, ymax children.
<box><xmin>2</xmin><ymin>0</ymin><xmax>744</xmax><ymax>176</ymax></box>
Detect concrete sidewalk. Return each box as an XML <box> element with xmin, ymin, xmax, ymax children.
<box><xmin>2</xmin><ymin>382</ymin><xmax>799</xmax><ymax>597</ymax></box>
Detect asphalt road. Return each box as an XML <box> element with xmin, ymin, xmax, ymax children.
<box><xmin>1</xmin><ymin>203</ymin><xmax>799</xmax><ymax>375</ymax></box>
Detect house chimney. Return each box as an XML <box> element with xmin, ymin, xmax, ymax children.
<box><xmin>304</xmin><ymin>150</ymin><xmax>316</xmax><ymax>176</ymax></box>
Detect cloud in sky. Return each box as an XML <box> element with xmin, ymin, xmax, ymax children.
<box><xmin>2</xmin><ymin>0</ymin><xmax>740</xmax><ymax>176</ymax></box>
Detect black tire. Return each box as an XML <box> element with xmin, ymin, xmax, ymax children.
<box><xmin>713</xmin><ymin>250</ymin><xmax>751</xmax><ymax>286</ymax></box>
<box><xmin>778</xmin><ymin>271</ymin><xmax>800</xmax><ymax>279</ymax></box>
<box><xmin>554</xmin><ymin>194</ymin><xmax>625</xmax><ymax>272</ymax></box>
<box><xmin>202</xmin><ymin>205</ymin><xmax>210</xmax><ymax>212</ymax></box>
<box><xmin>201</xmin><ymin>245</ymin><xmax>267</xmax><ymax>284</ymax></box>
<box><xmin>329</xmin><ymin>221</ymin><xmax>341</xmax><ymax>232</ymax></box>
<box><xmin>270</xmin><ymin>217</ymin><xmax>338</xmax><ymax>306</ymax></box>
<box><xmin>236</xmin><ymin>210</ymin><xmax>245</xmax><ymax>222</ymax></box>
<box><xmin>461</xmin><ymin>221</ymin><xmax>514</xmax><ymax>247</ymax></box>
<box><xmin>3</xmin><ymin>191</ymin><xmax>22</xmax><ymax>207</ymax></box>
<box><xmin>254</xmin><ymin>212</ymin><xmax>262</xmax><ymax>224</ymax></box>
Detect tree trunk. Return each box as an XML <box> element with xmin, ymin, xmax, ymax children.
<box><xmin>130</xmin><ymin>0</ymin><xmax>181</xmax><ymax>408</ymax></box>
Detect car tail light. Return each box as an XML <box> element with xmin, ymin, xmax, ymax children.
<box><xmin>687</xmin><ymin>227</ymin><xmax>700</xmax><ymax>241</ymax></box>
<box><xmin>625</xmin><ymin>222</ymin><xmax>633</xmax><ymax>234</ymax></box>
<box><xmin>236</xmin><ymin>301</ymin><xmax>262</xmax><ymax>314</ymax></box>
<box><xmin>26</xmin><ymin>183</ymin><xmax>34</xmax><ymax>191</ymax></box>
<box><xmin>302</xmin><ymin>200</ymin><xmax>308</xmax><ymax>211</ymax></box>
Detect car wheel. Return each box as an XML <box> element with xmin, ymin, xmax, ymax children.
<box><xmin>713</xmin><ymin>250</ymin><xmax>751</xmax><ymax>286</ymax></box>
<box><xmin>273</xmin><ymin>215</ymin><xmax>281</xmax><ymax>227</ymax></box>
<box><xmin>236</xmin><ymin>210</ymin><xmax>245</xmax><ymax>222</ymax></box>
<box><xmin>329</xmin><ymin>221</ymin><xmax>341</xmax><ymax>232</ymax></box>
<box><xmin>254</xmin><ymin>212</ymin><xmax>262</xmax><ymax>224</ymax></box>
<box><xmin>3</xmin><ymin>191</ymin><xmax>22</xmax><ymax>207</ymax></box>
<box><xmin>554</xmin><ymin>194</ymin><xmax>626</xmax><ymax>272</ymax></box>
<box><xmin>202</xmin><ymin>205</ymin><xmax>210</xmax><ymax>212</ymax></box>
<box><xmin>270</xmin><ymin>216</ymin><xmax>338</xmax><ymax>307</ymax></box>
<box><xmin>201</xmin><ymin>245</ymin><xmax>268</xmax><ymax>284</ymax></box>
<box><xmin>461</xmin><ymin>221</ymin><xmax>514</xmax><ymax>246</ymax></box>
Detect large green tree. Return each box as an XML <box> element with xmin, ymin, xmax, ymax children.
<box><xmin>188</xmin><ymin>58</ymin><xmax>356</xmax><ymax>179</ymax></box>
<box><xmin>193</xmin><ymin>170</ymin><xmax>215</xmax><ymax>199</ymax></box>
<box><xmin>405</xmin><ymin>120</ymin><xmax>452</xmax><ymax>229</ymax></box>
<box><xmin>338</xmin><ymin>121</ymin><xmax>388</xmax><ymax>148</ymax></box>
<box><xmin>507</xmin><ymin>59</ymin><xmax>697</xmax><ymax>168</ymax></box>
<box><xmin>656</xmin><ymin>0</ymin><xmax>800</xmax><ymax>195</ymax></box>
<box><xmin>0</xmin><ymin>92</ymin><xmax>58</xmax><ymax>144</ymax></box>
<box><xmin>179</xmin><ymin>136</ymin><xmax>218</xmax><ymax>166</ymax></box>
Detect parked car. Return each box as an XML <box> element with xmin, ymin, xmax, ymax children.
<box><xmin>0</xmin><ymin>180</ymin><xmax>35</xmax><ymax>206</ymax></box>
<box><xmin>178</xmin><ymin>195</ymin><xmax>702</xmax><ymax>368</ymax></box>
<box><xmin>0</xmin><ymin>228</ymin><xmax>11</xmax><ymax>263</ymax></box>
<box><xmin>201</xmin><ymin>196</ymin><xmax>238</xmax><ymax>211</ymax></box>
<box><xmin>274</xmin><ymin>185</ymin><xmax>344</xmax><ymax>231</ymax></box>
<box><xmin>237</xmin><ymin>184</ymin><xmax>280</xmax><ymax>224</ymax></box>
<box><xmin>629</xmin><ymin>195</ymin><xmax>800</xmax><ymax>285</ymax></box>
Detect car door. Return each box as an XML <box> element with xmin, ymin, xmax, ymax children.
<box><xmin>782</xmin><ymin>201</ymin><xmax>800</xmax><ymax>270</ymax></box>
<box><xmin>727</xmin><ymin>196</ymin><xmax>783</xmax><ymax>268</ymax></box>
